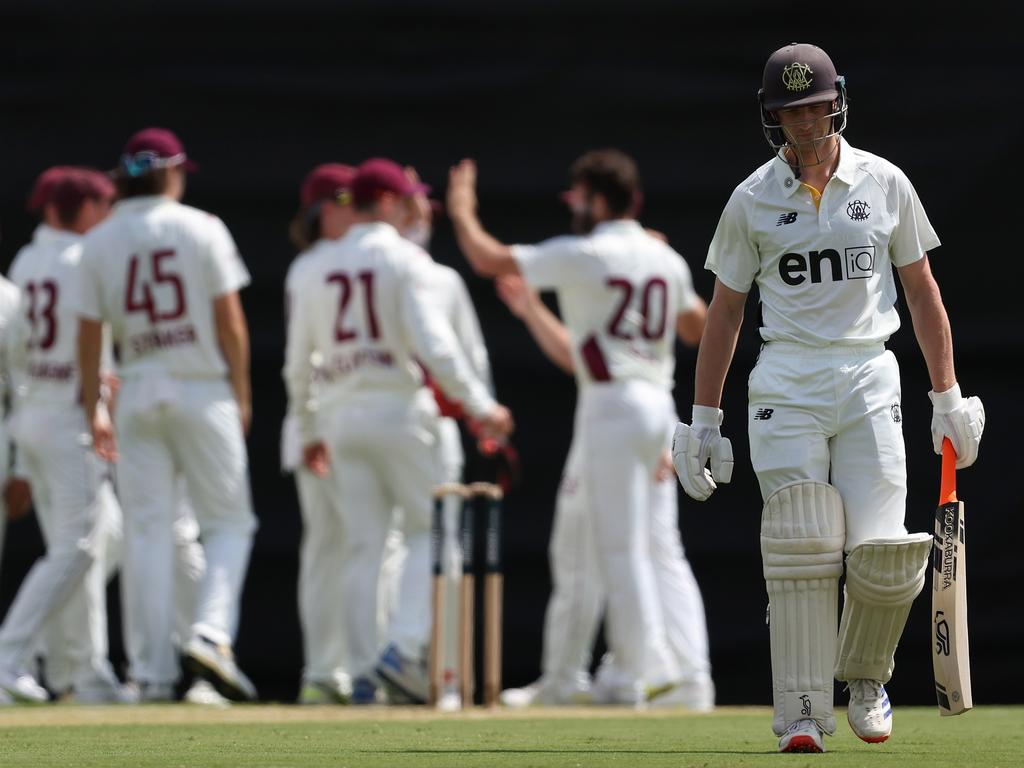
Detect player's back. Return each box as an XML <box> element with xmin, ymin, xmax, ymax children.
<box><xmin>292</xmin><ymin>221</ymin><xmax>431</xmax><ymax>407</ymax></box>
<box><xmin>78</xmin><ymin>196</ymin><xmax>249</xmax><ymax>380</ymax></box>
<box><xmin>8</xmin><ymin>226</ymin><xmax>83</xmax><ymax>405</ymax></box>
<box><xmin>428</xmin><ymin>261</ymin><xmax>492</xmax><ymax>389</ymax></box>
<box><xmin>559</xmin><ymin>220</ymin><xmax>695</xmax><ymax>390</ymax></box>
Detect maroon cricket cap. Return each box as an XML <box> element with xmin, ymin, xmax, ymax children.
<box><xmin>761</xmin><ymin>43</ymin><xmax>840</xmax><ymax>112</ymax></box>
<box><xmin>351</xmin><ymin>158</ymin><xmax>430</xmax><ymax>207</ymax></box>
<box><xmin>27</xmin><ymin>166</ymin><xmax>73</xmax><ymax>212</ymax></box>
<box><xmin>300</xmin><ymin>163</ymin><xmax>357</xmax><ymax>207</ymax></box>
<box><xmin>120</xmin><ymin>127</ymin><xmax>198</xmax><ymax>175</ymax></box>
<box><xmin>49</xmin><ymin>168</ymin><xmax>116</xmax><ymax>219</ymax></box>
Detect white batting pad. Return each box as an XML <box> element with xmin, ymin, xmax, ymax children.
<box><xmin>761</xmin><ymin>481</ymin><xmax>846</xmax><ymax>736</ymax></box>
<box><xmin>835</xmin><ymin>533</ymin><xmax>932</xmax><ymax>683</ymax></box>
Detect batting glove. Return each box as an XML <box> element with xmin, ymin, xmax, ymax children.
<box><xmin>929</xmin><ymin>384</ymin><xmax>985</xmax><ymax>469</ymax></box>
<box><xmin>672</xmin><ymin>405</ymin><xmax>734</xmax><ymax>501</ymax></box>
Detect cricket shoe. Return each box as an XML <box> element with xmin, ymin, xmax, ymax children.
<box><xmin>0</xmin><ymin>670</ymin><xmax>49</xmax><ymax>703</ymax></box>
<box><xmin>71</xmin><ymin>682</ymin><xmax>138</xmax><ymax>704</ymax></box>
<box><xmin>778</xmin><ymin>719</ymin><xmax>825</xmax><ymax>753</ymax></box>
<box><xmin>121</xmin><ymin>681</ymin><xmax>176</xmax><ymax>703</ymax></box>
<box><xmin>374</xmin><ymin>643</ymin><xmax>428</xmax><ymax>704</ymax></box>
<box><xmin>350</xmin><ymin>676</ymin><xmax>381</xmax><ymax>705</ymax></box>
<box><xmin>298</xmin><ymin>678</ymin><xmax>351</xmax><ymax>705</ymax></box>
<box><xmin>183</xmin><ymin>635</ymin><xmax>257</xmax><ymax>702</ymax></box>
<box><xmin>499</xmin><ymin>675</ymin><xmax>592</xmax><ymax>708</ymax></box>
<box><xmin>184</xmin><ymin>679</ymin><xmax>231</xmax><ymax>708</ymax></box>
<box><xmin>647</xmin><ymin>677</ymin><xmax>715</xmax><ymax>712</ymax></box>
<box><xmin>846</xmin><ymin>679</ymin><xmax>892</xmax><ymax>743</ymax></box>
<box><xmin>590</xmin><ymin>658</ymin><xmax>644</xmax><ymax>708</ymax></box>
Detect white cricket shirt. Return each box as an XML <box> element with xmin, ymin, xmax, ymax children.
<box><xmin>706</xmin><ymin>137</ymin><xmax>939</xmax><ymax>345</ymax></box>
<box><xmin>6</xmin><ymin>226</ymin><xmax>86</xmax><ymax>405</ymax></box>
<box><xmin>512</xmin><ymin>219</ymin><xmax>699</xmax><ymax>389</ymax></box>
<box><xmin>429</xmin><ymin>262</ymin><xmax>493</xmax><ymax>392</ymax></box>
<box><xmin>0</xmin><ymin>275</ymin><xmax>21</xmax><ymax>407</ymax></box>
<box><xmin>73</xmin><ymin>196</ymin><xmax>251</xmax><ymax>379</ymax></box>
<box><xmin>283</xmin><ymin>222</ymin><xmax>495</xmax><ymax>442</ymax></box>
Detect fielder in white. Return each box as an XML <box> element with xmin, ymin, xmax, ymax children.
<box><xmin>74</xmin><ymin>127</ymin><xmax>258</xmax><ymax>702</ymax></box>
<box><xmin>284</xmin><ymin>163</ymin><xmax>359</xmax><ymax>705</ymax></box>
<box><xmin>0</xmin><ymin>168</ymin><xmax>119</xmax><ymax>705</ymax></box>
<box><xmin>0</xmin><ymin>273</ymin><xmax>21</xmax><ymax>705</ymax></box>
<box><xmin>284</xmin><ymin>158</ymin><xmax>511</xmax><ymax>705</ymax></box>
<box><xmin>494</xmin><ymin>272</ymin><xmax>714</xmax><ymax>710</ymax></box>
<box><xmin>447</xmin><ymin>149</ymin><xmax>705</xmax><ymax>706</ymax></box>
<box><xmin>671</xmin><ymin>43</ymin><xmax>985</xmax><ymax>753</ymax></box>
<box><xmin>401</xmin><ymin>170</ymin><xmax>495</xmax><ymax>708</ymax></box>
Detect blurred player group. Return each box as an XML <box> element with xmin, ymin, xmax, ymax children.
<box><xmin>0</xmin><ymin>41</ymin><xmax>986</xmax><ymax>756</ymax></box>
<box><xmin>0</xmin><ymin>128</ymin><xmax>715</xmax><ymax>713</ymax></box>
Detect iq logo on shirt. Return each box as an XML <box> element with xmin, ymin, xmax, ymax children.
<box><xmin>779</xmin><ymin>246</ymin><xmax>876</xmax><ymax>286</ymax></box>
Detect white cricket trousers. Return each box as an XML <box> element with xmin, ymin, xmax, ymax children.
<box><xmin>115</xmin><ymin>378</ymin><xmax>256</xmax><ymax>685</ymax></box>
<box><xmin>42</xmin><ymin>482</ymin><xmax>209</xmax><ymax>693</ymax></box>
<box><xmin>577</xmin><ymin>380</ymin><xmax>679</xmax><ymax>699</ymax></box>
<box><xmin>0</xmin><ymin>405</ymin><xmax>105</xmax><ymax>676</ymax></box>
<box><xmin>39</xmin><ymin>480</ymin><xmax>122</xmax><ymax>694</ymax></box>
<box><xmin>0</xmin><ymin>423</ymin><xmax>9</xmax><ymax>591</ymax></box>
<box><xmin>747</xmin><ymin>343</ymin><xmax>909</xmax><ymax>548</ymax></box>
<box><xmin>543</xmin><ymin>419</ymin><xmax>712</xmax><ymax>688</ymax></box>
<box><xmin>294</xmin><ymin>462</ymin><xmax>348</xmax><ymax>686</ymax></box>
<box><xmin>325</xmin><ymin>389</ymin><xmax>441</xmax><ymax>678</ymax></box>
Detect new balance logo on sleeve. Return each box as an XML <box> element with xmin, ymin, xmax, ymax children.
<box><xmin>776</xmin><ymin>212</ymin><xmax>798</xmax><ymax>226</ymax></box>
<box><xmin>754</xmin><ymin>408</ymin><xmax>774</xmax><ymax>420</ymax></box>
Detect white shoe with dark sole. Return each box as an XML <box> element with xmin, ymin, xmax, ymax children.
<box><xmin>183</xmin><ymin>636</ymin><xmax>256</xmax><ymax>702</ymax></box>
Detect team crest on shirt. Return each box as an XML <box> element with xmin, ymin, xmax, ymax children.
<box><xmin>783</xmin><ymin>63</ymin><xmax>813</xmax><ymax>92</ymax></box>
<box><xmin>847</xmin><ymin>200</ymin><xmax>871</xmax><ymax>221</ymax></box>
<box><xmin>891</xmin><ymin>404</ymin><xmax>902</xmax><ymax>423</ymax></box>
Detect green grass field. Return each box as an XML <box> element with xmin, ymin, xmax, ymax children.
<box><xmin>1</xmin><ymin>705</ymin><xmax>1021</xmax><ymax>768</ymax></box>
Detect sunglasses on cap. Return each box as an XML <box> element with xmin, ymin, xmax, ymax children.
<box><xmin>120</xmin><ymin>151</ymin><xmax>187</xmax><ymax>178</ymax></box>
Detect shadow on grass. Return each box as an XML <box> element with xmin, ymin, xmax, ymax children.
<box><xmin>358</xmin><ymin>749</ymin><xmax>778</xmax><ymax>755</ymax></box>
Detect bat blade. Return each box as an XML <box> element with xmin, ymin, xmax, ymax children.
<box><xmin>931</xmin><ymin>439</ymin><xmax>972</xmax><ymax>716</ymax></box>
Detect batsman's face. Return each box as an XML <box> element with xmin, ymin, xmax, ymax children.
<box><xmin>777</xmin><ymin>101</ymin><xmax>834</xmax><ymax>147</ymax></box>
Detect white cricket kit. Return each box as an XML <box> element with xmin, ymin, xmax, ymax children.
<box><xmin>284</xmin><ymin>222</ymin><xmax>495</xmax><ymax>676</ymax></box>
<box><xmin>281</xmin><ymin>246</ymin><xmax>350</xmax><ymax>692</ymax></box>
<box><xmin>513</xmin><ymin>219</ymin><xmax>701</xmax><ymax>698</ymax></box>
<box><xmin>707</xmin><ymin>137</ymin><xmax>939</xmax><ymax>543</ymax></box>
<box><xmin>0</xmin><ymin>231</ymin><xmax>119</xmax><ymax>691</ymax></box>
<box><xmin>74</xmin><ymin>195</ymin><xmax>256</xmax><ymax>685</ymax></box>
<box><xmin>426</xmin><ymin>260</ymin><xmax>494</xmax><ymax>699</ymax></box>
<box><xmin>711</xmin><ymin>137</ymin><xmax>940</xmax><ymax>736</ymax></box>
<box><xmin>543</xmin><ymin>426</ymin><xmax>712</xmax><ymax>694</ymax></box>
<box><xmin>0</xmin><ymin>276</ymin><xmax>20</xmax><ymax>588</ymax></box>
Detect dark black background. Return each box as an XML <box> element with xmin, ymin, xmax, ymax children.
<box><xmin>0</xmin><ymin>1</ymin><xmax>1020</xmax><ymax>706</ymax></box>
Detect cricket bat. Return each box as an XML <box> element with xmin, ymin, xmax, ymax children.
<box><xmin>931</xmin><ymin>437</ymin><xmax>973</xmax><ymax>716</ymax></box>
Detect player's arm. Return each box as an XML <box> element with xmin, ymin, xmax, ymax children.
<box><xmin>281</xmin><ymin>284</ymin><xmax>328</xmax><ymax>475</ymax></box>
<box><xmin>446</xmin><ymin>159</ymin><xmax>520</xmax><ymax>277</ymax></box>
<box><xmin>214</xmin><ymin>291</ymin><xmax>252</xmax><ymax>435</ymax></box>
<box><xmin>897</xmin><ymin>254</ymin><xmax>984</xmax><ymax>468</ymax></box>
<box><xmin>693</xmin><ymin>280</ymin><xmax>746</xmax><ymax>408</ymax></box>
<box><xmin>897</xmin><ymin>254</ymin><xmax>955</xmax><ymax>392</ymax></box>
<box><xmin>676</xmin><ymin>297</ymin><xmax>708</xmax><ymax>348</ymax></box>
<box><xmin>78</xmin><ymin>316</ymin><xmax>117</xmax><ymax>460</ymax></box>
<box><xmin>402</xmin><ymin>262</ymin><xmax>513</xmax><ymax>438</ymax></box>
<box><xmin>495</xmin><ymin>275</ymin><xmax>573</xmax><ymax>375</ymax></box>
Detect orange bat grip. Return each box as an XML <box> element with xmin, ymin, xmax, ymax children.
<box><xmin>939</xmin><ymin>437</ymin><xmax>957</xmax><ymax>505</ymax></box>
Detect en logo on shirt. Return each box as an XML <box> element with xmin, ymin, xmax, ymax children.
<box><xmin>778</xmin><ymin>246</ymin><xmax>875</xmax><ymax>286</ymax></box>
